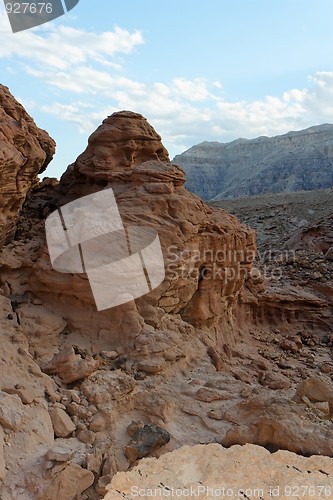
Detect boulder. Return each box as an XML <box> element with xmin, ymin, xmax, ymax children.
<box><xmin>295</xmin><ymin>376</ymin><xmax>333</xmax><ymax>413</ymax></box>
<box><xmin>49</xmin><ymin>407</ymin><xmax>76</xmax><ymax>438</ymax></box>
<box><xmin>124</xmin><ymin>423</ymin><xmax>170</xmax><ymax>463</ymax></box>
<box><xmin>0</xmin><ymin>391</ymin><xmax>24</xmax><ymax>431</ymax></box>
<box><xmin>43</xmin><ymin>346</ymin><xmax>100</xmax><ymax>384</ymax></box>
<box><xmin>44</xmin><ymin>463</ymin><xmax>94</xmax><ymax>500</ymax></box>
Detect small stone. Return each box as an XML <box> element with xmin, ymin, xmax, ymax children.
<box><xmin>43</xmin><ymin>346</ymin><xmax>100</xmax><ymax>384</ymax></box>
<box><xmin>127</xmin><ymin>421</ymin><xmax>145</xmax><ymax>437</ymax></box>
<box><xmin>49</xmin><ymin>407</ymin><xmax>76</xmax><ymax>438</ymax></box>
<box><xmin>252</xmin><ymin>359</ymin><xmax>269</xmax><ymax>370</ymax></box>
<box><xmin>53</xmin><ymin>402</ymin><xmax>67</xmax><ymax>411</ymax></box>
<box><xmin>320</xmin><ymin>363</ymin><xmax>332</xmax><ymax>374</ymax></box>
<box><xmin>71</xmin><ymin>392</ymin><xmax>81</xmax><ymax>404</ymax></box>
<box><xmin>241</xmin><ymin>387</ymin><xmax>252</xmax><ymax>398</ymax></box>
<box><xmin>86</xmin><ymin>448</ymin><xmax>103</xmax><ymax>474</ymax></box>
<box><xmin>67</xmin><ymin>402</ymin><xmax>90</xmax><ymax>420</ymax></box>
<box><xmin>45</xmin><ymin>446</ymin><xmax>75</xmax><ymax>462</ymax></box>
<box><xmin>88</xmin><ymin>405</ymin><xmax>98</xmax><ymax>416</ymax></box>
<box><xmin>136</xmin><ymin>358</ymin><xmax>166</xmax><ymax>375</ymax></box>
<box><xmin>77</xmin><ymin>428</ymin><xmax>96</xmax><ymax>445</ymax></box>
<box><xmin>60</xmin><ymin>397</ymin><xmax>71</xmax><ymax>407</ymax></box>
<box><xmin>89</xmin><ymin>412</ymin><xmax>108</xmax><ymax>433</ymax></box>
<box><xmin>195</xmin><ymin>388</ymin><xmax>231</xmax><ymax>402</ymax></box>
<box><xmin>301</xmin><ymin>395</ymin><xmax>311</xmax><ymax>406</ymax></box>
<box><xmin>295</xmin><ymin>376</ymin><xmax>333</xmax><ymax>413</ymax></box>
<box><xmin>314</xmin><ymin>401</ymin><xmax>330</xmax><ymax>416</ymax></box>
<box><xmin>207</xmin><ymin>409</ymin><xmax>224</xmax><ymax>420</ymax></box>
<box><xmin>277</xmin><ymin>361</ymin><xmax>295</xmax><ymax>369</ymax></box>
<box><xmin>280</xmin><ymin>339</ymin><xmax>299</xmax><ymax>354</ymax></box>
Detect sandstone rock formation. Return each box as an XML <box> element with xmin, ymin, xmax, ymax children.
<box><xmin>105</xmin><ymin>443</ymin><xmax>333</xmax><ymax>499</ymax></box>
<box><xmin>173</xmin><ymin>124</ymin><xmax>333</xmax><ymax>200</ymax></box>
<box><xmin>19</xmin><ymin>110</ymin><xmax>256</xmax><ymax>355</ymax></box>
<box><xmin>1</xmin><ymin>91</ymin><xmax>333</xmax><ymax>499</ymax></box>
<box><xmin>0</xmin><ymin>85</ymin><xmax>55</xmax><ymax>247</ymax></box>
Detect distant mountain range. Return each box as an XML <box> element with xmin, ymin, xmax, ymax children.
<box><xmin>172</xmin><ymin>124</ymin><xmax>333</xmax><ymax>200</ymax></box>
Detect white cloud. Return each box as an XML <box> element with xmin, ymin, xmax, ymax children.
<box><xmin>1</xmin><ymin>12</ymin><xmax>333</xmax><ymax>158</ymax></box>
<box><xmin>0</xmin><ymin>13</ymin><xmax>143</xmax><ymax>70</ymax></box>
<box><xmin>172</xmin><ymin>78</ymin><xmax>210</xmax><ymax>101</ymax></box>
<box><xmin>32</xmin><ymin>68</ymin><xmax>333</xmax><ymax>157</ymax></box>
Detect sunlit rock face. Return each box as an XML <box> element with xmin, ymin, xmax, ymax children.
<box><xmin>29</xmin><ymin>110</ymin><xmax>255</xmax><ymax>352</ymax></box>
<box><xmin>0</xmin><ymin>84</ymin><xmax>55</xmax><ymax>247</ymax></box>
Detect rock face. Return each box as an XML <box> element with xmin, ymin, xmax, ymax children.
<box><xmin>0</xmin><ymin>85</ymin><xmax>55</xmax><ymax>246</ymax></box>
<box><xmin>24</xmin><ymin>110</ymin><xmax>256</xmax><ymax>353</ymax></box>
<box><xmin>211</xmin><ymin>189</ymin><xmax>333</xmax><ymax>337</ymax></box>
<box><xmin>173</xmin><ymin>124</ymin><xmax>333</xmax><ymax>200</ymax></box>
<box><xmin>1</xmin><ymin>92</ymin><xmax>333</xmax><ymax>499</ymax></box>
<box><xmin>105</xmin><ymin>443</ymin><xmax>333</xmax><ymax>499</ymax></box>
<box><xmin>59</xmin><ymin>110</ymin><xmax>170</xmax><ymax>194</ymax></box>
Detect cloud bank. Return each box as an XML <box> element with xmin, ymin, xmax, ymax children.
<box><xmin>1</xmin><ymin>13</ymin><xmax>333</xmax><ymax>156</ymax></box>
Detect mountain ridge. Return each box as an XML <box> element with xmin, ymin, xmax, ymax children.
<box><xmin>173</xmin><ymin>123</ymin><xmax>333</xmax><ymax>200</ymax></box>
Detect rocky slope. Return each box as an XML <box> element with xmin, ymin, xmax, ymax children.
<box><xmin>173</xmin><ymin>124</ymin><xmax>333</xmax><ymax>200</ymax></box>
<box><xmin>0</xmin><ymin>88</ymin><xmax>333</xmax><ymax>499</ymax></box>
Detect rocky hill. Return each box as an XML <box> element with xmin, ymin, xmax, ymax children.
<box><xmin>0</xmin><ymin>85</ymin><xmax>333</xmax><ymax>499</ymax></box>
<box><xmin>173</xmin><ymin>124</ymin><xmax>333</xmax><ymax>200</ymax></box>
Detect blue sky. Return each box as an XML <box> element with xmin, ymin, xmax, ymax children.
<box><xmin>1</xmin><ymin>0</ymin><xmax>333</xmax><ymax>178</ymax></box>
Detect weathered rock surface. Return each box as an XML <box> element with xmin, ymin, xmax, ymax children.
<box><xmin>222</xmin><ymin>392</ymin><xmax>333</xmax><ymax>456</ymax></box>
<box><xmin>173</xmin><ymin>124</ymin><xmax>333</xmax><ymax>200</ymax></box>
<box><xmin>43</xmin><ymin>346</ymin><xmax>100</xmax><ymax>384</ymax></box>
<box><xmin>105</xmin><ymin>443</ymin><xmax>333</xmax><ymax>499</ymax></box>
<box><xmin>43</xmin><ymin>463</ymin><xmax>94</xmax><ymax>500</ymax></box>
<box><xmin>0</xmin><ymin>84</ymin><xmax>55</xmax><ymax>247</ymax></box>
<box><xmin>23</xmin><ymin>110</ymin><xmax>256</xmax><ymax>353</ymax></box>
<box><xmin>1</xmin><ymin>90</ymin><xmax>333</xmax><ymax>499</ymax></box>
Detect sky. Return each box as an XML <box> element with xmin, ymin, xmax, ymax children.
<box><xmin>1</xmin><ymin>0</ymin><xmax>333</xmax><ymax>178</ymax></box>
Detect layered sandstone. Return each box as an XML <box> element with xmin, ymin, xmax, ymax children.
<box><xmin>22</xmin><ymin>111</ymin><xmax>256</xmax><ymax>354</ymax></box>
<box><xmin>0</xmin><ymin>85</ymin><xmax>55</xmax><ymax>247</ymax></box>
